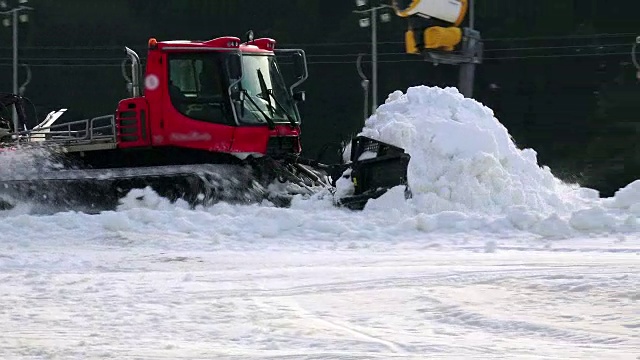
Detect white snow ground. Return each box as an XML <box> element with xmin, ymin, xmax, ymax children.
<box><xmin>0</xmin><ymin>86</ymin><xmax>638</xmax><ymax>359</ymax></box>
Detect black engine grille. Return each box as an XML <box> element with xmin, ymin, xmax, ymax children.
<box><xmin>266</xmin><ymin>136</ymin><xmax>298</xmax><ymax>157</ymax></box>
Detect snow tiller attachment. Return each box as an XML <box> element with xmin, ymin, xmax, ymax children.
<box><xmin>0</xmin><ymin>34</ymin><xmax>410</xmax><ymax>212</ymax></box>
<box><xmin>334</xmin><ymin>136</ymin><xmax>411</xmax><ymax>210</ymax></box>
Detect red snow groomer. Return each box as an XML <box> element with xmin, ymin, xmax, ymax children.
<box><xmin>0</xmin><ymin>33</ymin><xmax>409</xmax><ymax>212</ymax></box>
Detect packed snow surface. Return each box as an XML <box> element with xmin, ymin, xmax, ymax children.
<box><xmin>0</xmin><ymin>86</ymin><xmax>638</xmax><ymax>359</ymax></box>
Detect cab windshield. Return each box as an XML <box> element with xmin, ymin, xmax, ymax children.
<box><xmin>234</xmin><ymin>55</ymin><xmax>299</xmax><ymax>125</ymax></box>
<box><xmin>168</xmin><ymin>52</ymin><xmax>299</xmax><ymax>126</ymax></box>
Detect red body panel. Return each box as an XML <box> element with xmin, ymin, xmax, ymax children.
<box><xmin>159</xmin><ymin>102</ymin><xmax>235</xmax><ymax>153</ymax></box>
<box><xmin>121</xmin><ymin>36</ymin><xmax>301</xmax><ymax>157</ymax></box>
<box><xmin>141</xmin><ymin>47</ymin><xmax>165</xmax><ymax>145</ymax></box>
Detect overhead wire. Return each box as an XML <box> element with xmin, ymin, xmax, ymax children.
<box><xmin>0</xmin><ymin>42</ymin><xmax>630</xmax><ymax>64</ymax></box>
<box><xmin>288</xmin><ymin>52</ymin><xmax>630</xmax><ymax>65</ymax></box>
<box><xmin>0</xmin><ymin>63</ymin><xmax>123</xmax><ymax>67</ymax></box>
<box><xmin>481</xmin><ymin>32</ymin><xmax>638</xmax><ymax>42</ymax></box>
<box><xmin>279</xmin><ymin>32</ymin><xmax>638</xmax><ymax>47</ymax></box>
<box><xmin>0</xmin><ymin>31</ymin><xmax>635</xmax><ymax>50</ymax></box>
<box><xmin>0</xmin><ymin>50</ymin><xmax>631</xmax><ymax>68</ymax></box>
<box><xmin>0</xmin><ymin>33</ymin><xmax>634</xmax><ymax>68</ymax></box>
<box><xmin>216</xmin><ymin>43</ymin><xmax>628</xmax><ymax>59</ymax></box>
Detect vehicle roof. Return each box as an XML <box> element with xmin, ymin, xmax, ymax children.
<box><xmin>155</xmin><ymin>36</ymin><xmax>275</xmax><ymax>54</ymax></box>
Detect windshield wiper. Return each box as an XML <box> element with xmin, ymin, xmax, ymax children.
<box><xmin>256</xmin><ymin>69</ymin><xmax>297</xmax><ymax>127</ymax></box>
<box><xmin>257</xmin><ymin>69</ymin><xmax>273</xmax><ymax>116</ymax></box>
<box><xmin>266</xmin><ymin>89</ymin><xmax>297</xmax><ymax>127</ymax></box>
<box><xmin>242</xmin><ymin>89</ymin><xmax>275</xmax><ymax>129</ymax></box>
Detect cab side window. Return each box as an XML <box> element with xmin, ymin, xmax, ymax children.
<box><xmin>167</xmin><ymin>53</ymin><xmax>231</xmax><ymax>125</ymax></box>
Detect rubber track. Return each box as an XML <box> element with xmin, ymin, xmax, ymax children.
<box><xmin>0</xmin><ymin>164</ymin><xmax>267</xmax><ymax>212</ymax></box>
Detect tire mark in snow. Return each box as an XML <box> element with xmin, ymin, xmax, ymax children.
<box><xmin>191</xmin><ymin>268</ymin><xmax>545</xmax><ymax>299</ymax></box>
<box><xmin>420</xmin><ymin>303</ymin><xmax>630</xmax><ymax>346</ymax></box>
<box><xmin>191</xmin><ymin>266</ymin><xmax>635</xmax><ymax>300</ymax></box>
<box><xmin>239</xmin><ymin>295</ymin><xmax>393</xmax><ymax>355</ymax></box>
<box><xmin>282</xmin><ymin>299</ymin><xmax>408</xmax><ymax>354</ymax></box>
<box><xmin>411</xmin><ymin>270</ymin><xmax>638</xmax><ymax>350</ymax></box>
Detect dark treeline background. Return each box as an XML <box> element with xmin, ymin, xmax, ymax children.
<box><xmin>0</xmin><ymin>0</ymin><xmax>639</xmax><ymax>196</ymax></box>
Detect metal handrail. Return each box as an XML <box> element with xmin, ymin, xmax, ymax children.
<box><xmin>21</xmin><ymin>114</ymin><xmax>116</xmax><ymax>144</ymax></box>
<box><xmin>89</xmin><ymin>115</ymin><xmax>117</xmax><ymax>141</ymax></box>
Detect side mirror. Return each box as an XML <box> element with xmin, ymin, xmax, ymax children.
<box><xmin>228</xmin><ymin>54</ymin><xmax>243</xmax><ymax>79</ymax></box>
<box><xmin>293</xmin><ymin>91</ymin><xmax>306</xmax><ymax>102</ymax></box>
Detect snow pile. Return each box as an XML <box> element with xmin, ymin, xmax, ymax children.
<box><xmin>603</xmin><ymin>180</ymin><xmax>640</xmax><ymax>213</ymax></box>
<box><xmin>360</xmin><ymin>86</ymin><xmax>593</xmax><ymax>215</ymax></box>
<box><xmin>350</xmin><ymin>86</ymin><xmax>640</xmax><ymax>236</ymax></box>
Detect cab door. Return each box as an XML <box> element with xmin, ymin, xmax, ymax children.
<box><xmin>162</xmin><ymin>52</ymin><xmax>235</xmax><ymax>152</ymax></box>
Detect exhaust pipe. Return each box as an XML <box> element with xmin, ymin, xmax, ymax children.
<box><xmin>125</xmin><ymin>47</ymin><xmax>141</xmax><ymax>97</ymax></box>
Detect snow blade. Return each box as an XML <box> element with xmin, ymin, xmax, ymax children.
<box><xmin>0</xmin><ymin>164</ymin><xmax>266</xmax><ymax>213</ymax></box>
<box><xmin>337</xmin><ymin>136</ymin><xmax>411</xmax><ymax>210</ymax></box>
